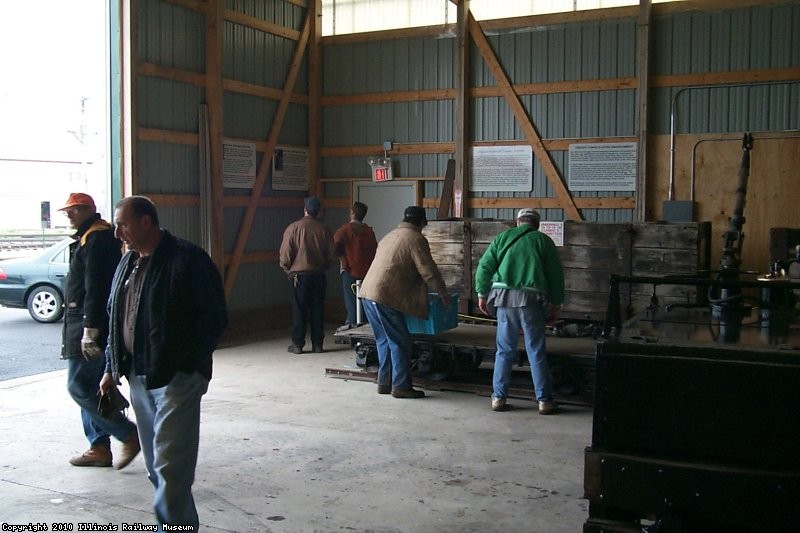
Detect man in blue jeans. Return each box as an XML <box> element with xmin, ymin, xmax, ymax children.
<box><xmin>360</xmin><ymin>206</ymin><xmax>450</xmax><ymax>398</ymax></box>
<box><xmin>101</xmin><ymin>196</ymin><xmax>228</xmax><ymax>531</ymax></box>
<box><xmin>333</xmin><ymin>201</ymin><xmax>377</xmax><ymax>330</ymax></box>
<box><xmin>475</xmin><ymin>208</ymin><xmax>564</xmax><ymax>414</ymax></box>
<box><xmin>59</xmin><ymin>192</ymin><xmax>139</xmax><ymax>469</ymax></box>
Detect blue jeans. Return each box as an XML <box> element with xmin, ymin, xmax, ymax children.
<box><xmin>67</xmin><ymin>355</ymin><xmax>137</xmax><ymax>448</ymax></box>
<box><xmin>129</xmin><ymin>371</ymin><xmax>209</xmax><ymax>531</ymax></box>
<box><xmin>290</xmin><ymin>273</ymin><xmax>327</xmax><ymax>348</ymax></box>
<box><xmin>492</xmin><ymin>303</ymin><xmax>553</xmax><ymax>402</ymax></box>
<box><xmin>362</xmin><ymin>299</ymin><xmax>414</xmax><ymax>390</ymax></box>
<box><xmin>340</xmin><ymin>271</ymin><xmax>361</xmax><ymax>325</ymax></box>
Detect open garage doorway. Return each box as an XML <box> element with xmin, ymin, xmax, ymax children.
<box><xmin>0</xmin><ymin>1</ymin><xmax>115</xmax><ymax>234</ymax></box>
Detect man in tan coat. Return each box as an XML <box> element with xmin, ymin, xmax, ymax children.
<box><xmin>359</xmin><ymin>206</ymin><xmax>450</xmax><ymax>398</ymax></box>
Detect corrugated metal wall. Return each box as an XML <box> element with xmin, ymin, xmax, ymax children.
<box><xmin>322</xmin><ymin>2</ymin><xmax>799</xmax><ymax>224</ymax></box>
<box><xmin>322</xmin><ymin>34</ymin><xmax>455</xmax><ymax>211</ymax></box>
<box><xmin>472</xmin><ymin>18</ymin><xmax>637</xmax><ymax>223</ymax></box>
<box><xmin>136</xmin><ymin>2</ymin><xmax>206</xmax><ymax>240</ymax></box>
<box><xmin>133</xmin><ymin>1</ymin><xmax>799</xmax><ymax>314</ymax></box>
<box><xmin>223</xmin><ymin>1</ymin><xmax>315</xmax><ymax>312</ymax></box>
<box><xmin>650</xmin><ymin>3</ymin><xmax>800</xmax><ymax>135</ymax></box>
<box><xmin>134</xmin><ymin>0</ymin><xmax>310</xmax><ymax>312</ymax></box>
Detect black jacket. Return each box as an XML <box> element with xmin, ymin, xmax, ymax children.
<box><xmin>105</xmin><ymin>230</ymin><xmax>228</xmax><ymax>389</ymax></box>
<box><xmin>61</xmin><ymin>214</ymin><xmax>121</xmax><ymax>358</ymax></box>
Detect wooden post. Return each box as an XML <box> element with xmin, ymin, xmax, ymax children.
<box><xmin>205</xmin><ymin>0</ymin><xmax>225</xmax><ymax>270</ymax></box>
<box><xmin>635</xmin><ymin>0</ymin><xmax>652</xmax><ymax>222</ymax></box>
<box><xmin>309</xmin><ymin>0</ymin><xmax>323</xmax><ymax>198</ymax></box>
<box><xmin>437</xmin><ymin>159</ymin><xmax>456</xmax><ymax>219</ymax></box>
<box><xmin>123</xmin><ymin>0</ymin><xmax>138</xmax><ymax>198</ymax></box>
<box><xmin>454</xmin><ymin>0</ymin><xmax>470</xmax><ymax>219</ymax></box>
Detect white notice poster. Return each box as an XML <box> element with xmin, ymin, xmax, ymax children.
<box><xmin>470</xmin><ymin>145</ymin><xmax>532</xmax><ymax>192</ymax></box>
<box><xmin>272</xmin><ymin>146</ymin><xmax>309</xmax><ymax>191</ymax></box>
<box><xmin>568</xmin><ymin>142</ymin><xmax>636</xmax><ymax>191</ymax></box>
<box><xmin>539</xmin><ymin>221</ymin><xmax>564</xmax><ymax>247</ymax></box>
<box><xmin>222</xmin><ymin>141</ymin><xmax>256</xmax><ymax>189</ymax></box>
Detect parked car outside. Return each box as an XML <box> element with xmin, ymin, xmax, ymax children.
<box><xmin>0</xmin><ymin>237</ymin><xmax>71</xmax><ymax>322</ymax></box>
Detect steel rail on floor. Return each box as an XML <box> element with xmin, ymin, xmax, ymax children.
<box><xmin>324</xmin><ymin>366</ymin><xmax>593</xmax><ymax>407</ymax></box>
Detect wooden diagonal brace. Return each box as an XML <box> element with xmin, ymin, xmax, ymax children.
<box><xmin>223</xmin><ymin>13</ymin><xmax>313</xmax><ymax>296</ymax></box>
<box><xmin>468</xmin><ymin>14</ymin><xmax>582</xmax><ymax>221</ymax></box>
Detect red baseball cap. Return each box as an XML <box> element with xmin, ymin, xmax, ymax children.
<box><xmin>58</xmin><ymin>193</ymin><xmax>96</xmax><ymax>211</ymax></box>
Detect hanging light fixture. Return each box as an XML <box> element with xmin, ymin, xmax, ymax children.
<box><xmin>367</xmin><ymin>141</ymin><xmax>394</xmax><ymax>182</ymax></box>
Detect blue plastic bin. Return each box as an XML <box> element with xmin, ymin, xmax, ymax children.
<box><xmin>405</xmin><ymin>292</ymin><xmax>459</xmax><ymax>335</ymax></box>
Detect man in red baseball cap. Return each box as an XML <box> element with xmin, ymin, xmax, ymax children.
<box><xmin>58</xmin><ymin>192</ymin><xmax>97</xmax><ymax>212</ymax></box>
<box><xmin>59</xmin><ymin>192</ymin><xmax>140</xmax><ymax>469</ymax></box>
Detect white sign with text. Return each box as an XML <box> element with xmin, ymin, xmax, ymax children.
<box><xmin>222</xmin><ymin>141</ymin><xmax>257</xmax><ymax>189</ymax></box>
<box><xmin>539</xmin><ymin>221</ymin><xmax>564</xmax><ymax>247</ymax></box>
<box><xmin>470</xmin><ymin>145</ymin><xmax>532</xmax><ymax>192</ymax></box>
<box><xmin>272</xmin><ymin>146</ymin><xmax>309</xmax><ymax>191</ymax></box>
<box><xmin>568</xmin><ymin>142</ymin><xmax>636</xmax><ymax>192</ymax></box>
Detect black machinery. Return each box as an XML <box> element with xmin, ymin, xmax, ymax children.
<box><xmin>584</xmin><ymin>135</ymin><xmax>800</xmax><ymax>531</ymax></box>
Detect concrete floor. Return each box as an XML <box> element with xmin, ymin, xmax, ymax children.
<box><xmin>0</xmin><ymin>328</ymin><xmax>593</xmax><ymax>532</ymax></box>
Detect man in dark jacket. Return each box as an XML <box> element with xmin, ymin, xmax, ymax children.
<box><xmin>100</xmin><ymin>195</ymin><xmax>228</xmax><ymax>531</ymax></box>
<box><xmin>59</xmin><ymin>192</ymin><xmax>139</xmax><ymax>469</ymax></box>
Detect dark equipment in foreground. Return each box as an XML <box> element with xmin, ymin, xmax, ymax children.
<box><xmin>584</xmin><ymin>134</ymin><xmax>800</xmax><ymax>531</ymax></box>
<box><xmin>585</xmin><ymin>275</ymin><xmax>800</xmax><ymax>531</ymax></box>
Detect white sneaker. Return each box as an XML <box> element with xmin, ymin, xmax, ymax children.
<box><xmin>491</xmin><ymin>397</ymin><xmax>506</xmax><ymax>411</ymax></box>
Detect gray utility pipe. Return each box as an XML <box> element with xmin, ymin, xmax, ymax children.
<box><xmin>668</xmin><ymin>80</ymin><xmax>799</xmax><ymax>201</ymax></box>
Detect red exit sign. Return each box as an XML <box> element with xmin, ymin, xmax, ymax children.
<box><xmin>372</xmin><ymin>165</ymin><xmax>393</xmax><ymax>182</ymax></box>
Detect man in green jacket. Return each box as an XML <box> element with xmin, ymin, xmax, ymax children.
<box><xmin>475</xmin><ymin>208</ymin><xmax>564</xmax><ymax>414</ymax></box>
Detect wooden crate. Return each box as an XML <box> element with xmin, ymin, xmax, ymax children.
<box><xmin>424</xmin><ymin>219</ymin><xmax>711</xmax><ymax>321</ymax></box>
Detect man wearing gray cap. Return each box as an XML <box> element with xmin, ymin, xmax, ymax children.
<box><xmin>279</xmin><ymin>196</ymin><xmax>335</xmax><ymax>354</ymax></box>
<box><xmin>359</xmin><ymin>206</ymin><xmax>450</xmax><ymax>398</ymax></box>
<box><xmin>475</xmin><ymin>208</ymin><xmax>565</xmax><ymax>414</ymax></box>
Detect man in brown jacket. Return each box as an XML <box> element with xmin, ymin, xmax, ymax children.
<box><xmin>359</xmin><ymin>206</ymin><xmax>450</xmax><ymax>398</ymax></box>
<box><xmin>279</xmin><ymin>196</ymin><xmax>335</xmax><ymax>354</ymax></box>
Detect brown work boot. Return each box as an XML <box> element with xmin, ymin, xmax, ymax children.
<box><xmin>69</xmin><ymin>445</ymin><xmax>112</xmax><ymax>467</ymax></box>
<box><xmin>115</xmin><ymin>430</ymin><xmax>141</xmax><ymax>470</ymax></box>
<box><xmin>538</xmin><ymin>401</ymin><xmax>558</xmax><ymax>415</ymax></box>
<box><xmin>391</xmin><ymin>388</ymin><xmax>425</xmax><ymax>399</ymax></box>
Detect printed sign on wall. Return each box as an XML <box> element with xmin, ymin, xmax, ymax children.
<box><xmin>222</xmin><ymin>141</ymin><xmax>257</xmax><ymax>188</ymax></box>
<box><xmin>470</xmin><ymin>145</ymin><xmax>533</xmax><ymax>192</ymax></box>
<box><xmin>539</xmin><ymin>221</ymin><xmax>564</xmax><ymax>247</ymax></box>
<box><xmin>272</xmin><ymin>146</ymin><xmax>309</xmax><ymax>191</ymax></box>
<box><xmin>568</xmin><ymin>142</ymin><xmax>636</xmax><ymax>192</ymax></box>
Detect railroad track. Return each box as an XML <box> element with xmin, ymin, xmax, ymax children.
<box><xmin>0</xmin><ymin>234</ymin><xmax>70</xmax><ymax>259</ymax></box>
<box><xmin>325</xmin><ymin>365</ymin><xmax>594</xmax><ymax>407</ymax></box>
